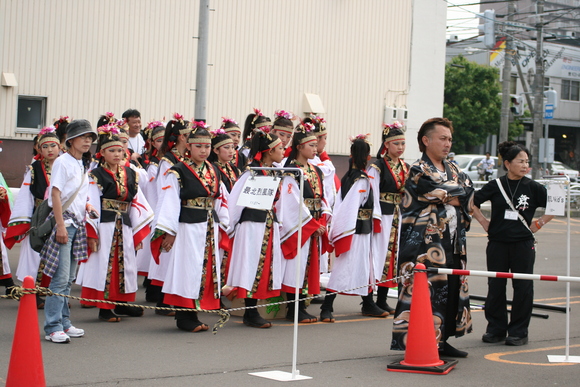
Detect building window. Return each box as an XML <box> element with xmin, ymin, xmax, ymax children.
<box><xmin>544</xmin><ymin>77</ymin><xmax>550</xmax><ymax>88</ymax></box>
<box><xmin>16</xmin><ymin>96</ymin><xmax>47</xmax><ymax>133</ymax></box>
<box><xmin>561</xmin><ymin>79</ymin><xmax>580</xmax><ymax>101</ymax></box>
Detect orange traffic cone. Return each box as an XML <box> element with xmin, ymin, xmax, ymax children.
<box><xmin>6</xmin><ymin>276</ymin><xmax>46</xmax><ymax>387</ymax></box>
<box><xmin>387</xmin><ymin>263</ymin><xmax>458</xmax><ymax>375</ymax></box>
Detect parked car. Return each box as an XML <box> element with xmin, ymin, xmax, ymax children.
<box><xmin>549</xmin><ymin>161</ymin><xmax>579</xmax><ymax>182</ymax></box>
<box><xmin>453</xmin><ymin>154</ymin><xmax>499</xmax><ymax>182</ymax></box>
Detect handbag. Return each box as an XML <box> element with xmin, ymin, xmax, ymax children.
<box><xmin>29</xmin><ymin>173</ymin><xmax>86</xmax><ymax>252</ymax></box>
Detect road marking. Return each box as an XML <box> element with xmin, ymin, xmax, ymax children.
<box><xmin>485</xmin><ymin>344</ymin><xmax>580</xmax><ymax>366</ymax></box>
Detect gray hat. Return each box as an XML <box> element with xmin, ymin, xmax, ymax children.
<box><xmin>66</xmin><ymin>119</ymin><xmax>97</xmax><ymax>144</ymax></box>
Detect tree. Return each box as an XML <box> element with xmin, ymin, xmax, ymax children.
<box><xmin>444</xmin><ymin>56</ymin><xmax>501</xmax><ymax>153</ymax></box>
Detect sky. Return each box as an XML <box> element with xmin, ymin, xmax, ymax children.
<box><xmin>446</xmin><ymin>1</ymin><xmax>482</xmax><ymax>40</ymax></box>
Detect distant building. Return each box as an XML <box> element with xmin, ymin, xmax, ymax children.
<box><xmin>0</xmin><ymin>0</ymin><xmax>449</xmax><ymax>186</ymax></box>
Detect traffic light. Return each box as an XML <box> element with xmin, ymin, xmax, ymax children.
<box><xmin>478</xmin><ymin>9</ymin><xmax>496</xmax><ymax>49</ymax></box>
<box><xmin>510</xmin><ymin>95</ymin><xmax>523</xmax><ymax>116</ymax></box>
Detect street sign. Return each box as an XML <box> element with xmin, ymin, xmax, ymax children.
<box><xmin>545</xmin><ymin>104</ymin><xmax>554</xmax><ymax>119</ymax></box>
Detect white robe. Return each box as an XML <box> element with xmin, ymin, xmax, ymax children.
<box><xmin>327</xmin><ymin>178</ymin><xmax>373</xmax><ymax>296</ymax></box>
<box><xmin>75</xmin><ymin>177</ymin><xmax>153</xmax><ymax>293</ymax></box>
<box><xmin>226</xmin><ymin>171</ymin><xmax>282</xmax><ymax>292</ymax></box>
<box><xmin>8</xmin><ymin>168</ymin><xmax>41</xmax><ymax>281</ymax></box>
<box><xmin>158</xmin><ymin>172</ymin><xmax>230</xmax><ymax>300</ymax></box>
<box><xmin>367</xmin><ymin>165</ymin><xmax>401</xmax><ymax>284</ymax></box>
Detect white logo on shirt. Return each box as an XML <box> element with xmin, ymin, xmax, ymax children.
<box><xmin>516</xmin><ymin>194</ymin><xmax>530</xmax><ymax>211</ymax></box>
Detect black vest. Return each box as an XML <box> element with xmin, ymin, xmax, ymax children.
<box><xmin>90</xmin><ymin>166</ymin><xmax>137</xmax><ymax>226</ymax></box>
<box><xmin>340</xmin><ymin>169</ymin><xmax>373</xmax><ymax>235</ymax></box>
<box><xmin>171</xmin><ymin>161</ymin><xmax>221</xmax><ymax>224</ymax></box>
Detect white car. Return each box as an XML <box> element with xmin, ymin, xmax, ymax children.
<box><xmin>549</xmin><ymin>161</ymin><xmax>579</xmax><ymax>182</ymax></box>
<box><xmin>454</xmin><ymin>154</ymin><xmax>499</xmax><ymax>182</ymax></box>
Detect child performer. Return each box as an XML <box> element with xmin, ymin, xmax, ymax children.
<box><xmin>226</xmin><ymin>130</ymin><xmax>285</xmax><ymax>328</ymax></box>
<box><xmin>146</xmin><ymin>113</ymin><xmax>190</xmax><ymax>314</ymax></box>
<box><xmin>138</xmin><ymin>121</ymin><xmax>165</xmax><ymax>297</ymax></box>
<box><xmin>220</xmin><ymin>117</ymin><xmax>247</xmax><ymax>169</ymax></box>
<box><xmin>271</xmin><ymin>110</ymin><xmax>294</xmax><ymax>150</ymax></box>
<box><xmin>5</xmin><ymin>127</ymin><xmax>61</xmax><ymax>307</ymax></box>
<box><xmin>240</xmin><ymin>109</ymin><xmax>272</xmax><ymax>158</ymax></box>
<box><xmin>320</xmin><ymin>134</ymin><xmax>387</xmax><ymax>322</ymax></box>
<box><xmin>153</xmin><ymin>126</ymin><xmax>230</xmax><ymax>332</ymax></box>
<box><xmin>367</xmin><ymin>122</ymin><xmax>408</xmax><ymax>314</ymax></box>
<box><xmin>76</xmin><ymin>127</ymin><xmax>153</xmax><ymax>322</ymax></box>
<box><xmin>279</xmin><ymin>122</ymin><xmax>331</xmax><ymax>323</ymax></box>
<box><xmin>208</xmin><ymin>129</ymin><xmax>240</xmax><ymax>193</ymax></box>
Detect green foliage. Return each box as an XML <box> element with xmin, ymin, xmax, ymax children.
<box><xmin>444</xmin><ymin>56</ymin><xmax>501</xmax><ymax>153</ymax></box>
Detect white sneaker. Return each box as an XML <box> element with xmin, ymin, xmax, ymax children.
<box><xmin>45</xmin><ymin>331</ymin><xmax>71</xmax><ymax>343</ymax></box>
<box><xmin>65</xmin><ymin>326</ymin><xmax>85</xmax><ymax>338</ymax></box>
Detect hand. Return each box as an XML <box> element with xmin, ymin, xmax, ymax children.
<box><xmin>313</xmin><ymin>225</ymin><xmax>326</xmax><ymax>238</ymax></box>
<box><xmin>130</xmin><ymin>152</ymin><xmax>141</xmax><ymax>162</ymax></box>
<box><xmin>55</xmin><ymin>223</ymin><xmax>68</xmax><ymax>244</ymax></box>
<box><xmin>162</xmin><ymin>234</ymin><xmax>176</xmax><ymax>251</ymax></box>
<box><xmin>0</xmin><ymin>187</ymin><xmax>6</xmax><ymax>200</ymax></box>
<box><xmin>88</xmin><ymin>237</ymin><xmax>99</xmax><ymax>252</ymax></box>
<box><xmin>135</xmin><ymin>242</ymin><xmax>143</xmax><ymax>251</ymax></box>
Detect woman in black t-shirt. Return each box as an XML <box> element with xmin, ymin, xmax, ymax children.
<box><xmin>472</xmin><ymin>141</ymin><xmax>553</xmax><ymax>347</ymax></box>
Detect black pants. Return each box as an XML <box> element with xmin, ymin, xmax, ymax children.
<box><xmin>484</xmin><ymin>239</ymin><xmax>535</xmax><ymax>338</ymax></box>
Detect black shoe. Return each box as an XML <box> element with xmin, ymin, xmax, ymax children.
<box><xmin>361</xmin><ymin>302</ymin><xmax>389</xmax><ymax>317</ymax></box>
<box><xmin>243</xmin><ymin>311</ymin><xmax>272</xmax><ymax>329</ymax></box>
<box><xmin>175</xmin><ymin>311</ymin><xmax>209</xmax><ymax>332</ymax></box>
<box><xmin>145</xmin><ymin>283</ymin><xmax>161</xmax><ymax>303</ymax></box>
<box><xmin>99</xmin><ymin>309</ymin><xmax>121</xmax><ymax>322</ymax></box>
<box><xmin>482</xmin><ymin>332</ymin><xmax>505</xmax><ymax>343</ymax></box>
<box><xmin>114</xmin><ymin>303</ymin><xmax>144</xmax><ymax>317</ymax></box>
<box><xmin>376</xmin><ymin>301</ymin><xmax>395</xmax><ymax>315</ymax></box>
<box><xmin>320</xmin><ymin>309</ymin><xmax>335</xmax><ymax>323</ymax></box>
<box><xmin>505</xmin><ymin>336</ymin><xmax>528</xmax><ymax>346</ymax></box>
<box><xmin>439</xmin><ymin>342</ymin><xmax>468</xmax><ymax>358</ymax></box>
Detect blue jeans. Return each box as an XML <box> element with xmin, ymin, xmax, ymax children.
<box><xmin>44</xmin><ymin>225</ymin><xmax>78</xmax><ymax>335</ymax></box>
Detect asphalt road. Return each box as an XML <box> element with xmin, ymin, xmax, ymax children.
<box><xmin>1</xmin><ymin>218</ymin><xmax>580</xmax><ymax>386</ymax></box>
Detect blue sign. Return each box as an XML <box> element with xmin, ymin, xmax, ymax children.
<box><xmin>545</xmin><ymin>104</ymin><xmax>554</xmax><ymax>119</ymax></box>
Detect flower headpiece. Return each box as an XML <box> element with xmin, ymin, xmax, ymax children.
<box><xmin>275</xmin><ymin>110</ymin><xmax>294</xmax><ymax>120</ymax></box>
<box><xmin>145</xmin><ymin>120</ymin><xmax>165</xmax><ymax>141</ymax></box>
<box><xmin>54</xmin><ymin>116</ymin><xmax>70</xmax><ymax>129</ymax></box>
<box><xmin>251</xmin><ymin>108</ymin><xmax>263</xmax><ymax>124</ymax></box>
<box><xmin>221</xmin><ymin>117</ymin><xmax>238</xmax><ymax>126</ymax></box>
<box><xmin>210</xmin><ymin>128</ymin><xmax>233</xmax><ymax>149</ymax></box>
<box><xmin>97</xmin><ymin>124</ymin><xmax>123</xmax><ymax>150</ymax></box>
<box><xmin>37</xmin><ymin>126</ymin><xmax>60</xmax><ymax>148</ymax></box>
<box><xmin>190</xmin><ymin>120</ymin><xmax>210</xmax><ymax>133</ymax></box>
<box><xmin>38</xmin><ymin>125</ymin><xmax>57</xmax><ymax>136</ymax></box>
<box><xmin>173</xmin><ymin>113</ymin><xmax>185</xmax><ymax>126</ymax></box>
<box><xmin>309</xmin><ymin>114</ymin><xmax>327</xmax><ymax>136</ymax></box>
<box><xmin>349</xmin><ymin>133</ymin><xmax>372</xmax><ymax>146</ymax></box>
<box><xmin>295</xmin><ymin>121</ymin><xmax>317</xmax><ymax>145</ymax></box>
<box><xmin>382</xmin><ymin>121</ymin><xmax>406</xmax><ymax>142</ymax></box>
<box><xmin>210</xmin><ymin>128</ymin><xmax>227</xmax><ymax>137</ymax></box>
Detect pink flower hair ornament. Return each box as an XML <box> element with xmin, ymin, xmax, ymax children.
<box><xmin>98</xmin><ymin>124</ymin><xmax>120</xmax><ymax>136</ymax></box>
<box><xmin>38</xmin><ymin>125</ymin><xmax>57</xmax><ymax>136</ymax></box>
<box><xmin>173</xmin><ymin>113</ymin><xmax>185</xmax><ymax>125</ymax></box>
<box><xmin>275</xmin><ymin>110</ymin><xmax>294</xmax><ymax>120</ymax></box>
<box><xmin>210</xmin><ymin>128</ymin><xmax>227</xmax><ymax>137</ymax></box>
<box><xmin>349</xmin><ymin>133</ymin><xmax>372</xmax><ymax>146</ymax></box>
<box><xmin>221</xmin><ymin>117</ymin><xmax>238</xmax><ymax>126</ymax></box>
<box><xmin>146</xmin><ymin>120</ymin><xmax>164</xmax><ymax>130</ymax></box>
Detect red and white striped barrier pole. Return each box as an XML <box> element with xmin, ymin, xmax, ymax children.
<box><xmin>423</xmin><ymin>267</ymin><xmax>580</xmax><ymax>283</ymax></box>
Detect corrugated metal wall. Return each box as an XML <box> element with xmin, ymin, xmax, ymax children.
<box><xmin>1</xmin><ymin>0</ymin><xmax>413</xmax><ymax>156</ymax></box>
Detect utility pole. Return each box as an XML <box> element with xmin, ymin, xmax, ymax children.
<box><xmin>531</xmin><ymin>0</ymin><xmax>545</xmax><ymax>178</ymax></box>
<box><xmin>499</xmin><ymin>1</ymin><xmax>515</xmax><ymax>149</ymax></box>
<box><xmin>194</xmin><ymin>0</ymin><xmax>210</xmax><ymax>122</ymax></box>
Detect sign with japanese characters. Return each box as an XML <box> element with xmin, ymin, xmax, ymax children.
<box><xmin>546</xmin><ymin>182</ymin><xmax>566</xmax><ymax>216</ymax></box>
<box><xmin>237</xmin><ymin>175</ymin><xmax>281</xmax><ymax>210</ymax></box>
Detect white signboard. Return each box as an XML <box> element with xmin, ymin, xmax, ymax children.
<box><xmin>545</xmin><ymin>182</ymin><xmax>566</xmax><ymax>216</ymax></box>
<box><xmin>237</xmin><ymin>175</ymin><xmax>281</xmax><ymax>210</ymax></box>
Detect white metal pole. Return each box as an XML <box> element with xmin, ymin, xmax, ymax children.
<box><xmin>291</xmin><ymin>170</ymin><xmax>304</xmax><ymax>378</ymax></box>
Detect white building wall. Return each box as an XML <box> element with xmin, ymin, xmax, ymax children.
<box><xmin>0</xmin><ymin>0</ymin><xmax>446</xmax><ymax>158</ymax></box>
<box><xmin>405</xmin><ymin>0</ymin><xmax>448</xmax><ymax>161</ymax></box>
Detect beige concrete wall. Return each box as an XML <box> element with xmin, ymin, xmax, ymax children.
<box><xmin>1</xmin><ymin>0</ymin><xmax>449</xmax><ymax>164</ymax></box>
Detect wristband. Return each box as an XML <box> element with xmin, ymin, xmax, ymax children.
<box><xmin>535</xmin><ymin>220</ymin><xmax>542</xmax><ymax>229</ymax></box>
